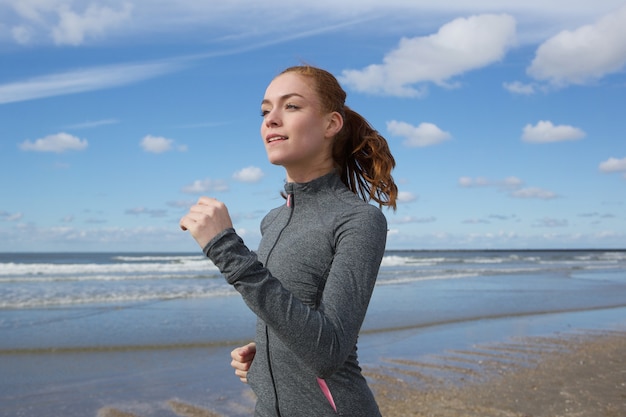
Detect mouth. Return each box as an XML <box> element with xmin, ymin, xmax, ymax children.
<box><xmin>266</xmin><ymin>135</ymin><xmax>288</xmax><ymax>144</ymax></box>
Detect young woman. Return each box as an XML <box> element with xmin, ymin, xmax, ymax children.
<box><xmin>180</xmin><ymin>65</ymin><xmax>397</xmax><ymax>416</ymax></box>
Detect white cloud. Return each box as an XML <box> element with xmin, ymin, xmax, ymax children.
<box><xmin>522</xmin><ymin>120</ymin><xmax>586</xmax><ymax>143</ymax></box>
<box><xmin>463</xmin><ymin>218</ymin><xmax>490</xmax><ymax>224</ymax></box>
<box><xmin>533</xmin><ymin>217</ymin><xmax>568</xmax><ymax>227</ymax></box>
<box><xmin>141</xmin><ymin>135</ymin><xmax>173</xmax><ymax>153</ymax></box>
<box><xmin>501</xmin><ymin>177</ymin><xmax>524</xmax><ymax>188</ymax></box>
<box><xmin>459</xmin><ymin>176</ymin><xmax>489</xmax><ymax>187</ymax></box>
<box><xmin>387</xmin><ymin>121</ymin><xmax>451</xmax><ymax>147</ymax></box>
<box><xmin>66</xmin><ymin>119</ymin><xmax>119</xmax><ymax>129</ymax></box>
<box><xmin>0</xmin><ymin>211</ymin><xmax>23</xmax><ymax>221</ymax></box>
<box><xmin>233</xmin><ymin>166</ymin><xmax>265</xmax><ymax>183</ymax></box>
<box><xmin>340</xmin><ymin>14</ymin><xmax>517</xmax><ymax>97</ymax></box>
<box><xmin>182</xmin><ymin>178</ymin><xmax>229</xmax><ymax>194</ymax></box>
<box><xmin>11</xmin><ymin>25</ymin><xmax>32</xmax><ymax>44</ymax></box>
<box><xmin>510</xmin><ymin>187</ymin><xmax>557</xmax><ymax>200</ymax></box>
<box><xmin>19</xmin><ymin>132</ymin><xmax>87</xmax><ymax>153</ymax></box>
<box><xmin>125</xmin><ymin>207</ymin><xmax>167</xmax><ymax>217</ymax></box>
<box><xmin>390</xmin><ymin>216</ymin><xmax>436</xmax><ymax>225</ymax></box>
<box><xmin>459</xmin><ymin>176</ymin><xmax>556</xmax><ymax>199</ymax></box>
<box><xmin>503</xmin><ymin>81</ymin><xmax>536</xmax><ymax>95</ymax></box>
<box><xmin>459</xmin><ymin>176</ymin><xmax>523</xmax><ymax>189</ymax></box>
<box><xmin>527</xmin><ymin>4</ymin><xmax>626</xmax><ymax>86</ymax></box>
<box><xmin>7</xmin><ymin>1</ymin><xmax>133</xmax><ymax>45</ymax></box>
<box><xmin>599</xmin><ymin>157</ymin><xmax>626</xmax><ymax>173</ymax></box>
<box><xmin>0</xmin><ymin>60</ymin><xmax>184</xmax><ymax>104</ymax></box>
<box><xmin>167</xmin><ymin>200</ymin><xmax>196</xmax><ymax>208</ymax></box>
<box><xmin>51</xmin><ymin>3</ymin><xmax>133</xmax><ymax>46</ymax></box>
<box><xmin>3</xmin><ymin>1</ymin><xmax>623</xmax><ymax>50</ymax></box>
<box><xmin>397</xmin><ymin>191</ymin><xmax>417</xmax><ymax>203</ymax></box>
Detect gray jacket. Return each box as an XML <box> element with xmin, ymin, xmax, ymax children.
<box><xmin>205</xmin><ymin>173</ymin><xmax>386</xmax><ymax>416</ymax></box>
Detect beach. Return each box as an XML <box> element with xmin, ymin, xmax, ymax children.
<box><xmin>370</xmin><ymin>326</ymin><xmax>626</xmax><ymax>417</ymax></box>
<box><xmin>92</xmin><ymin>326</ymin><xmax>626</xmax><ymax>417</ymax></box>
<box><xmin>1</xmin><ymin>250</ymin><xmax>625</xmax><ymax>416</ymax></box>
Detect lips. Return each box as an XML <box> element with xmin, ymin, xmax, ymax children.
<box><xmin>266</xmin><ymin>135</ymin><xmax>288</xmax><ymax>143</ymax></box>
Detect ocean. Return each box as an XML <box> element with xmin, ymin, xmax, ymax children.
<box><xmin>3</xmin><ymin>250</ymin><xmax>626</xmax><ymax>309</ymax></box>
<box><xmin>1</xmin><ymin>250</ymin><xmax>626</xmax><ymax>416</ymax></box>
<box><xmin>2</xmin><ymin>250</ymin><xmax>626</xmax><ymax>349</ymax></box>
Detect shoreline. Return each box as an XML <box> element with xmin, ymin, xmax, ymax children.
<box><xmin>2</xmin><ymin>306</ymin><xmax>625</xmax><ymax>417</ymax></box>
<box><xmin>92</xmin><ymin>327</ymin><xmax>626</xmax><ymax>417</ymax></box>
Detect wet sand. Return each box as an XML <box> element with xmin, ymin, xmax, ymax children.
<box><xmin>370</xmin><ymin>329</ymin><xmax>626</xmax><ymax>417</ymax></box>
<box><xmin>97</xmin><ymin>329</ymin><xmax>626</xmax><ymax>417</ymax></box>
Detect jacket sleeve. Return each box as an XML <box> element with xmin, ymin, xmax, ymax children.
<box><xmin>204</xmin><ymin>206</ymin><xmax>387</xmax><ymax>378</ymax></box>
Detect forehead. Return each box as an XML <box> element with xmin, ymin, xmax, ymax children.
<box><xmin>263</xmin><ymin>72</ymin><xmax>317</xmax><ymax>101</ymax></box>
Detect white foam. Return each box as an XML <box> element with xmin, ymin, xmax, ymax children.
<box><xmin>0</xmin><ymin>259</ymin><xmax>219</xmax><ymax>277</ymax></box>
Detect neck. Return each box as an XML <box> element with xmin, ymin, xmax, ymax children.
<box><xmin>284</xmin><ymin>157</ymin><xmax>335</xmax><ymax>183</ymax></box>
<box><xmin>285</xmin><ymin>163</ymin><xmax>336</xmax><ymax>183</ymax></box>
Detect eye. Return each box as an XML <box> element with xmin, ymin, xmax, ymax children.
<box><xmin>260</xmin><ymin>108</ymin><xmax>270</xmax><ymax>117</ymax></box>
<box><xmin>285</xmin><ymin>103</ymin><xmax>299</xmax><ymax>110</ymax></box>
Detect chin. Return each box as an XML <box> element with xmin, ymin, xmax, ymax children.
<box><xmin>265</xmin><ymin>152</ymin><xmax>288</xmax><ymax>167</ymax></box>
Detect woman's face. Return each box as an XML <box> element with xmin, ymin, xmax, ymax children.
<box><xmin>260</xmin><ymin>72</ymin><xmax>341</xmax><ymax>182</ymax></box>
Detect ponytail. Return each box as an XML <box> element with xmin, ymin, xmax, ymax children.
<box><xmin>334</xmin><ymin>106</ymin><xmax>398</xmax><ymax>210</ymax></box>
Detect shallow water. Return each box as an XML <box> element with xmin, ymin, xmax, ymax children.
<box><xmin>1</xmin><ymin>250</ymin><xmax>625</xmax><ymax>416</ymax></box>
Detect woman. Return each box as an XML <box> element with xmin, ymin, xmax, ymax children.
<box><xmin>180</xmin><ymin>65</ymin><xmax>397</xmax><ymax>416</ymax></box>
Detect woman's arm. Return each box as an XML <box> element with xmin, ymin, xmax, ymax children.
<box><xmin>205</xmin><ymin>206</ymin><xmax>387</xmax><ymax>378</ymax></box>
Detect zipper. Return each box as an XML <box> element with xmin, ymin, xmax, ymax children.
<box><xmin>263</xmin><ymin>192</ymin><xmax>294</xmax><ymax>417</ymax></box>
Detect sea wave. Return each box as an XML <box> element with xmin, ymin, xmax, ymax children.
<box><xmin>0</xmin><ymin>259</ymin><xmax>218</xmax><ymax>277</ymax></box>
<box><xmin>0</xmin><ymin>284</ymin><xmax>237</xmax><ymax>309</ymax></box>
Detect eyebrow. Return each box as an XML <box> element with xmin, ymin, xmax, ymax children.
<box><xmin>261</xmin><ymin>93</ymin><xmax>305</xmax><ymax>106</ymax></box>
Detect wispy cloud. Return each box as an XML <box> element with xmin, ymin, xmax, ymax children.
<box><xmin>0</xmin><ymin>59</ymin><xmax>186</xmax><ymax>105</ymax></box>
<box><xmin>181</xmin><ymin>178</ymin><xmax>229</xmax><ymax>194</ymax></box>
<box><xmin>390</xmin><ymin>216</ymin><xmax>435</xmax><ymax>224</ymax></box>
<box><xmin>510</xmin><ymin>187</ymin><xmax>558</xmax><ymax>200</ymax></box>
<box><xmin>459</xmin><ymin>176</ymin><xmax>558</xmax><ymax>200</ymax></box>
<box><xmin>65</xmin><ymin>119</ymin><xmax>120</xmax><ymax>129</ymax></box>
<box><xmin>125</xmin><ymin>207</ymin><xmax>168</xmax><ymax>218</ymax></box>
<box><xmin>7</xmin><ymin>1</ymin><xmax>133</xmax><ymax>45</ymax></box>
<box><xmin>532</xmin><ymin>217</ymin><xmax>569</xmax><ymax>228</ymax></box>
<box><xmin>0</xmin><ymin>211</ymin><xmax>23</xmax><ymax>222</ymax></box>
<box><xmin>503</xmin><ymin>81</ymin><xmax>536</xmax><ymax>95</ymax></box>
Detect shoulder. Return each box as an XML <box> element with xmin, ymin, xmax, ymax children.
<box><xmin>331</xmin><ymin>190</ymin><xmax>388</xmax><ymax>236</ymax></box>
<box><xmin>260</xmin><ymin>204</ymin><xmax>285</xmax><ymax>231</ymax></box>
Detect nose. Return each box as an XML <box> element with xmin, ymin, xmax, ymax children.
<box><xmin>263</xmin><ymin>108</ymin><xmax>281</xmax><ymax>127</ymax></box>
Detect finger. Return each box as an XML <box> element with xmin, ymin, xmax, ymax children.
<box><xmin>232</xmin><ymin>345</ymin><xmax>252</xmax><ymax>361</ymax></box>
<box><xmin>230</xmin><ymin>358</ymin><xmax>245</xmax><ymax>371</ymax></box>
<box><xmin>235</xmin><ymin>369</ymin><xmax>248</xmax><ymax>383</ymax></box>
<box><xmin>197</xmin><ymin>196</ymin><xmax>219</xmax><ymax>206</ymax></box>
<box><xmin>179</xmin><ymin>217</ymin><xmax>189</xmax><ymax>231</ymax></box>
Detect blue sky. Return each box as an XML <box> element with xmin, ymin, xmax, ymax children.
<box><xmin>1</xmin><ymin>1</ymin><xmax>625</xmax><ymax>252</ymax></box>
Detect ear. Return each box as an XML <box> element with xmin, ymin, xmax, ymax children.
<box><xmin>324</xmin><ymin>111</ymin><xmax>344</xmax><ymax>139</ymax></box>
